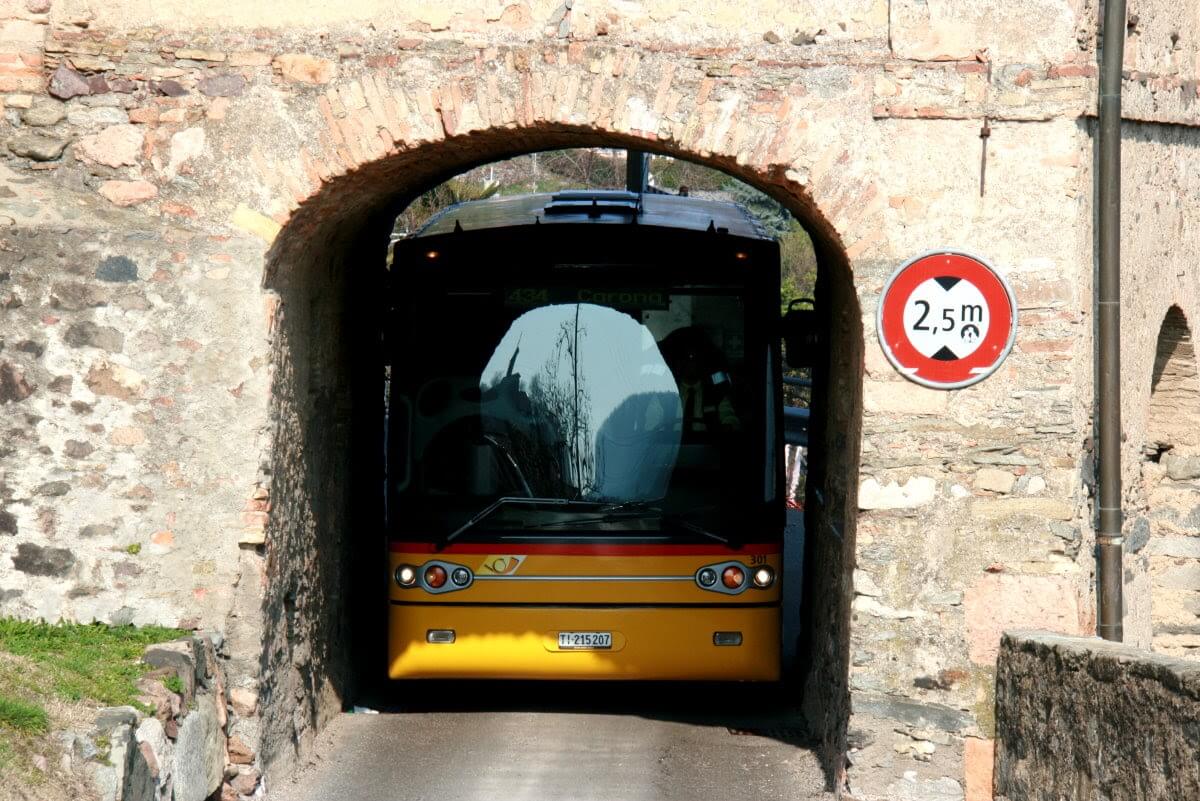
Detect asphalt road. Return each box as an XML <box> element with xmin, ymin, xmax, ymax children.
<box><xmin>276</xmin><ymin>683</ymin><xmax>834</xmax><ymax>801</ymax></box>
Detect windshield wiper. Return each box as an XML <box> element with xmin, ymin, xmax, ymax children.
<box><xmin>522</xmin><ymin>506</ymin><xmax>733</xmax><ymax>546</ymax></box>
<box><xmin>437</xmin><ymin>496</ymin><xmax>596</xmax><ymax>550</ymax></box>
<box><xmin>666</xmin><ymin>515</ymin><xmax>731</xmax><ymax>546</ymax></box>
<box><xmin>598</xmin><ymin>498</ymin><xmax>664</xmax><ymax>514</ymax></box>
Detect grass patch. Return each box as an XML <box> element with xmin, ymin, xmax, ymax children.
<box><xmin>0</xmin><ymin>620</ymin><xmax>188</xmax><ymax>800</ymax></box>
<box><xmin>0</xmin><ymin>696</ymin><xmax>47</xmax><ymax>735</ymax></box>
<box><xmin>0</xmin><ymin>620</ymin><xmax>187</xmax><ymax>709</ymax></box>
<box><xmin>162</xmin><ymin>674</ymin><xmax>184</xmax><ymax>695</ymax></box>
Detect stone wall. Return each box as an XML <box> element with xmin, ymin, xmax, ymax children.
<box><xmin>995</xmin><ymin>631</ymin><xmax>1200</xmax><ymax>801</ymax></box>
<box><xmin>76</xmin><ymin>632</ymin><xmax>264</xmax><ymax>801</ymax></box>
<box><xmin>1106</xmin><ymin>0</ymin><xmax>1200</xmax><ymax>659</ymax></box>
<box><xmin>1110</xmin><ymin>124</ymin><xmax>1200</xmax><ymax>654</ymax></box>
<box><xmin>0</xmin><ymin>173</ymin><xmax>271</xmax><ymax>639</ymax></box>
<box><xmin>0</xmin><ymin>1</ymin><xmax>1183</xmax><ymax>799</ymax></box>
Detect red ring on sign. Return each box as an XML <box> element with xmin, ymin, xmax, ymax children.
<box><xmin>878</xmin><ymin>252</ymin><xmax>1016</xmax><ymax>389</ymax></box>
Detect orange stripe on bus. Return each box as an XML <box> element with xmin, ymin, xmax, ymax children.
<box><xmin>388</xmin><ymin>541</ymin><xmax>781</xmax><ymax>556</ymax></box>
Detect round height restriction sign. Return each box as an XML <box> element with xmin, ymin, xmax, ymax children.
<box><xmin>877</xmin><ymin>250</ymin><xmax>1017</xmax><ymax>389</ymax></box>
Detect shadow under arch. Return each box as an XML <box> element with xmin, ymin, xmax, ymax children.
<box><xmin>257</xmin><ymin>126</ymin><xmax>864</xmax><ymax>794</ymax></box>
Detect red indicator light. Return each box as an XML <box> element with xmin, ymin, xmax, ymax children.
<box><xmin>722</xmin><ymin>566</ymin><xmax>745</xmax><ymax>589</ymax></box>
<box><xmin>424</xmin><ymin>565</ymin><xmax>447</xmax><ymax>589</ymax></box>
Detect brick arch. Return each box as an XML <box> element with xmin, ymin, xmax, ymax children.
<box><xmin>250</xmin><ymin>44</ymin><xmax>885</xmax><ymax>282</ymax></box>
<box><xmin>252</xmin><ymin>48</ymin><xmax>867</xmax><ymax>789</ymax></box>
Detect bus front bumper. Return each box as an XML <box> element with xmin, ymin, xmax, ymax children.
<box><xmin>388</xmin><ymin>604</ymin><xmax>780</xmax><ymax>681</ymax></box>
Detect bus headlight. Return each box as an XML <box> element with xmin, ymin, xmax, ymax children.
<box><xmin>752</xmin><ymin>566</ymin><xmax>775</xmax><ymax>588</ymax></box>
<box><xmin>451</xmin><ymin>567</ymin><xmax>472</xmax><ymax>586</ymax></box>
<box><xmin>395</xmin><ymin>565</ymin><xmax>417</xmax><ymax>587</ymax></box>
<box><xmin>697</xmin><ymin>568</ymin><xmax>718</xmax><ymax>587</ymax></box>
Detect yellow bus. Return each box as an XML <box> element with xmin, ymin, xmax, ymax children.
<box><xmin>386</xmin><ymin>189</ymin><xmax>788</xmax><ymax>681</ymax></box>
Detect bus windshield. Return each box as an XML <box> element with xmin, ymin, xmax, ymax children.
<box><xmin>390</xmin><ymin>285</ymin><xmax>769</xmax><ymax>540</ymax></box>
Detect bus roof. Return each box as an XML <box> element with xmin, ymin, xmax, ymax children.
<box><xmin>411</xmin><ymin>190</ymin><xmax>772</xmax><ymax>241</ymax></box>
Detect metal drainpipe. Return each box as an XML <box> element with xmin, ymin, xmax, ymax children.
<box><xmin>1097</xmin><ymin>0</ymin><xmax>1127</xmax><ymax>642</ymax></box>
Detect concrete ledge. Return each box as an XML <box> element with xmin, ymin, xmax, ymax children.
<box><xmin>995</xmin><ymin>631</ymin><xmax>1200</xmax><ymax>801</ymax></box>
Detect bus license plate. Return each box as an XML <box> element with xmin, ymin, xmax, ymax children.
<box><xmin>557</xmin><ymin>631</ymin><xmax>612</xmax><ymax>650</ymax></box>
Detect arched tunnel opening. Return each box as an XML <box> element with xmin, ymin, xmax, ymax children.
<box><xmin>257</xmin><ymin>129</ymin><xmax>863</xmax><ymax>794</ymax></box>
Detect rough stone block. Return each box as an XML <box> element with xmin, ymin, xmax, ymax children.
<box><xmin>134</xmin><ymin>716</ymin><xmax>168</xmax><ymax>764</ymax></box>
<box><xmin>64</xmin><ymin>321</ymin><xmax>125</xmax><ymax>352</ymax></box>
<box><xmin>11</xmin><ymin>542</ymin><xmax>75</xmax><ymax>577</ymax></box>
<box><xmin>1146</xmin><ymin>537</ymin><xmax>1200</xmax><ymax>558</ymax></box>
<box><xmin>231</xmin><ymin>768</ymin><xmax>259</xmax><ymax>795</ymax></box>
<box><xmin>227</xmin><ymin>734</ymin><xmax>255</xmax><ymax>764</ymax></box>
<box><xmin>95</xmin><ymin>706</ymin><xmax>139</xmax><ymax>730</ymax></box>
<box><xmin>852</xmin><ymin>595</ymin><xmax>922</xmax><ymax>619</ymax></box>
<box><xmin>968</xmin><ymin>497</ymin><xmax>1074</xmax><ymax>521</ymax></box>
<box><xmin>76</xmin><ymin>124</ymin><xmax>144</xmax><ymax>167</ymax></box>
<box><xmin>1163</xmin><ymin>452</ymin><xmax>1200</xmax><ymax>481</ymax></box>
<box><xmin>229</xmin><ymin>686</ymin><xmax>258</xmax><ymax>718</ymax></box>
<box><xmin>48</xmin><ymin>63</ymin><xmax>90</xmax><ymax>99</ymax></box>
<box><xmin>229</xmin><ymin>51</ymin><xmax>272</xmax><ymax>67</ymax></box>
<box><xmin>863</xmin><ymin>379</ymin><xmax>949</xmax><ymax>416</ymax></box>
<box><xmin>0</xmin><ymin>19</ymin><xmax>43</xmax><ymax>48</ymax></box>
<box><xmin>167</xmin><ymin>127</ymin><xmax>206</xmax><ymax>178</ymax></box>
<box><xmin>90</xmin><ymin>722</ymin><xmax>135</xmax><ymax>801</ymax></box>
<box><xmin>965</xmin><ymin>737</ymin><xmax>994</xmax><ymax>801</ymax></box>
<box><xmin>66</xmin><ymin>105</ymin><xmax>129</xmax><ymax>127</ymax></box>
<box><xmin>198</xmin><ymin>73</ymin><xmax>246</xmax><ymax>97</ymax></box>
<box><xmin>143</xmin><ymin>640</ymin><xmax>196</xmax><ymax>702</ymax></box>
<box><xmin>7</xmin><ymin>129</ymin><xmax>68</xmax><ymax>161</ymax></box>
<box><xmin>275</xmin><ymin>53</ymin><xmax>336</xmax><ymax>84</ymax></box>
<box><xmin>965</xmin><ymin>575</ymin><xmax>1087</xmax><ymax>665</ymax></box>
<box><xmin>175</xmin><ymin>48</ymin><xmax>226</xmax><ymax>62</ymax></box>
<box><xmin>230</xmin><ymin>203</ymin><xmax>281</xmax><ymax>243</ymax></box>
<box><xmin>1153</xmin><ymin>563</ymin><xmax>1200</xmax><ymax>591</ymax></box>
<box><xmin>975</xmin><ymin>468</ymin><xmax>1016</xmax><ymax>494</ymax></box>
<box><xmin>858</xmin><ymin>476</ymin><xmax>937</xmax><ymax>509</ymax></box>
<box><xmin>172</xmin><ymin>692</ymin><xmax>224</xmax><ymax>801</ymax></box>
<box><xmin>0</xmin><ymin>360</ymin><xmax>35</xmax><ymax>402</ymax></box>
<box><xmin>890</xmin><ymin>0</ymin><xmax>1076</xmax><ymax>63</ymax></box>
<box><xmin>853</xmin><ymin>693</ymin><xmax>973</xmax><ymax>732</ymax></box>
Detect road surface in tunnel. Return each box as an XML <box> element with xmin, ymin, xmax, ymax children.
<box><xmin>277</xmin><ymin>682</ymin><xmax>833</xmax><ymax>801</ymax></box>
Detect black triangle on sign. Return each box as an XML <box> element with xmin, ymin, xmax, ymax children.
<box><xmin>931</xmin><ymin>346</ymin><xmax>958</xmax><ymax>361</ymax></box>
<box><xmin>934</xmin><ymin>276</ymin><xmax>961</xmax><ymax>291</ymax></box>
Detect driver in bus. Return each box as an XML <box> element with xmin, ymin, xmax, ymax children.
<box><xmin>659</xmin><ymin>327</ymin><xmax>740</xmax><ymax>436</ymax></box>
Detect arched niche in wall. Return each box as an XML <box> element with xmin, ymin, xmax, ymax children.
<box><xmin>1144</xmin><ymin>305</ymin><xmax>1200</xmax><ymax>659</ymax></box>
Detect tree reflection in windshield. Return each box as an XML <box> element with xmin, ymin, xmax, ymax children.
<box><xmin>481</xmin><ymin>303</ymin><xmax>682</xmax><ymax>503</ymax></box>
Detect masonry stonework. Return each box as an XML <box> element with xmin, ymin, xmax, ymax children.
<box><xmin>0</xmin><ymin>1</ymin><xmax>1195</xmax><ymax>799</ymax></box>
<box><xmin>995</xmin><ymin>631</ymin><xmax>1200</xmax><ymax>801</ymax></box>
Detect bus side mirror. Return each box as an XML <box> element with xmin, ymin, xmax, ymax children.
<box><xmin>782</xmin><ymin>298</ymin><xmax>820</xmax><ymax>368</ymax></box>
